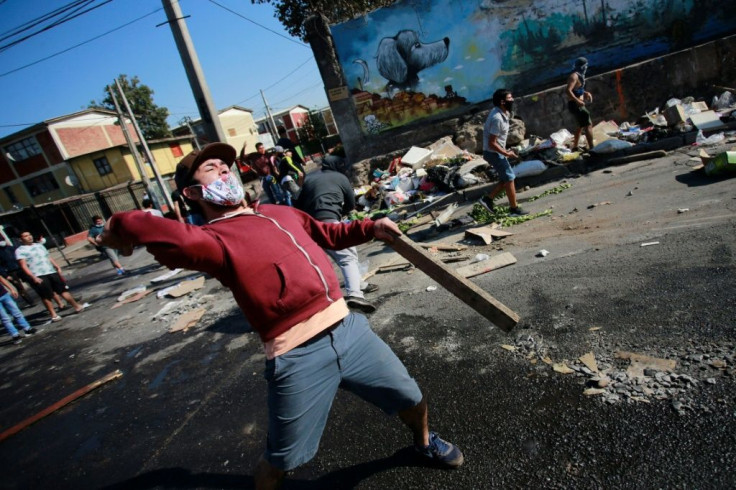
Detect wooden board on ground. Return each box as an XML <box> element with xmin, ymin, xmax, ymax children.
<box><xmin>465</xmin><ymin>226</ymin><xmax>514</xmax><ymax>245</ymax></box>
<box><xmin>169</xmin><ymin>308</ymin><xmax>207</xmax><ymax>333</ymax></box>
<box><xmin>455</xmin><ymin>252</ymin><xmax>517</xmax><ymax>278</ymax></box>
<box><xmin>420</xmin><ymin>242</ymin><xmax>468</xmax><ymax>251</ymax></box>
<box><xmin>166</xmin><ymin>276</ymin><xmax>205</xmax><ymax>298</ymax></box>
<box><xmin>389</xmin><ymin>234</ymin><xmax>519</xmax><ymax>331</ymax></box>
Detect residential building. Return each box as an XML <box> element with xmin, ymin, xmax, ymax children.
<box><xmin>0</xmin><ymin>109</ymin><xmax>139</xmax><ymax>211</ymax></box>
<box><xmin>255</xmin><ymin>105</ymin><xmax>311</xmax><ymax>146</ymax></box>
<box><xmin>172</xmin><ymin>105</ymin><xmax>259</xmax><ymax>154</ymax></box>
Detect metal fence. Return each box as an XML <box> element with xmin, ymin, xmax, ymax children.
<box><xmin>0</xmin><ymin>181</ymin><xmax>150</xmax><ymax>247</ymax></box>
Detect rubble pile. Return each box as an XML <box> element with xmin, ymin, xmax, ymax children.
<box><xmin>352</xmin><ymin>90</ymin><xmax>736</xmax><ymax>220</ymax></box>
<box><xmin>500</xmin><ymin>332</ymin><xmax>734</xmax><ymax>415</ymax></box>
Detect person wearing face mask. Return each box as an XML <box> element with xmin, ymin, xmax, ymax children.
<box><xmin>478</xmin><ymin>88</ymin><xmax>529</xmax><ymax>217</ymax></box>
<box><xmin>566</xmin><ymin>56</ymin><xmax>594</xmax><ymax>151</ymax></box>
<box><xmin>97</xmin><ymin>143</ymin><xmax>464</xmax><ymax>489</ymax></box>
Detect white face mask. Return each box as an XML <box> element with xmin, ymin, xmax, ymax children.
<box><xmin>194</xmin><ymin>173</ymin><xmax>245</xmax><ymax>207</ymax></box>
<box><xmin>0</xmin><ymin>241</ymin><xmax>6</xmax><ymax>247</ymax></box>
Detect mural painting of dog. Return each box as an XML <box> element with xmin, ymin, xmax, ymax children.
<box><xmin>355</xmin><ymin>29</ymin><xmax>450</xmax><ymax>92</ymax></box>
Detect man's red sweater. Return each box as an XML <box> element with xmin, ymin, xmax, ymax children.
<box><xmin>110</xmin><ymin>204</ymin><xmax>376</xmax><ymax>341</ymax></box>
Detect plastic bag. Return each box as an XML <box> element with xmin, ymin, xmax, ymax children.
<box><xmin>711</xmin><ymin>91</ymin><xmax>734</xmax><ymax>111</ymax></box>
<box><xmin>549</xmin><ymin>128</ymin><xmax>573</xmax><ymax>147</ymax></box>
<box><xmin>590</xmin><ymin>139</ymin><xmax>634</xmax><ymax>153</ymax></box>
<box><xmin>695</xmin><ymin>130</ymin><xmax>725</xmax><ymax>146</ymax></box>
<box><xmin>513</xmin><ymin>159</ymin><xmax>547</xmax><ymax>178</ymax></box>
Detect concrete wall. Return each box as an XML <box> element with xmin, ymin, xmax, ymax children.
<box><xmin>311</xmin><ymin>20</ymin><xmax>735</xmax><ymax>166</ymax></box>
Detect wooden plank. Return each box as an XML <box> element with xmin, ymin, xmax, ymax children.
<box><xmin>420</xmin><ymin>242</ymin><xmax>468</xmax><ymax>251</ymax></box>
<box><xmin>455</xmin><ymin>252</ymin><xmax>517</xmax><ymax>278</ymax></box>
<box><xmin>0</xmin><ymin>370</ymin><xmax>123</xmax><ymax>443</ymax></box>
<box><xmin>389</xmin><ymin>234</ymin><xmax>519</xmax><ymax>331</ymax></box>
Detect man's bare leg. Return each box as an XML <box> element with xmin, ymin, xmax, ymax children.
<box><xmin>504</xmin><ymin>181</ymin><xmax>518</xmax><ymax>209</ymax></box>
<box><xmin>254</xmin><ymin>456</ymin><xmax>285</xmax><ymax>490</ymax></box>
<box><xmin>573</xmin><ymin>127</ymin><xmax>583</xmax><ymax>149</ymax></box>
<box><xmin>398</xmin><ymin>397</ymin><xmax>430</xmax><ymax>447</ymax></box>
<box><xmin>61</xmin><ymin>292</ymin><xmax>83</xmax><ymax>312</ymax></box>
<box><xmin>585</xmin><ymin>126</ymin><xmax>594</xmax><ymax>149</ymax></box>
<box><xmin>41</xmin><ymin>298</ymin><xmax>57</xmax><ymax>318</ymax></box>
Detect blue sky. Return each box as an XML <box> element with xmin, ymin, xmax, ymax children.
<box><xmin>0</xmin><ymin>0</ymin><xmax>328</xmax><ymax>138</ymax></box>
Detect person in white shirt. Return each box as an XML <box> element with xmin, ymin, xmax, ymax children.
<box><xmin>142</xmin><ymin>198</ymin><xmax>164</xmax><ymax>218</ymax></box>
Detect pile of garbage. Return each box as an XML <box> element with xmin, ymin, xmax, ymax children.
<box><xmin>352</xmin><ymin>91</ymin><xmax>736</xmax><ymax>216</ymax></box>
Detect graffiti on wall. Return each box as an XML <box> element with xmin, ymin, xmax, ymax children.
<box><xmin>331</xmin><ymin>0</ymin><xmax>736</xmax><ymax>135</ymax></box>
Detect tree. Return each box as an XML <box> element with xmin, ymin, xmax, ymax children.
<box><xmin>297</xmin><ymin>109</ymin><xmax>330</xmax><ymax>154</ymax></box>
<box><xmin>252</xmin><ymin>0</ymin><xmax>395</xmax><ymax>40</ymax></box>
<box><xmin>90</xmin><ymin>75</ymin><xmax>171</xmax><ymax>140</ymax></box>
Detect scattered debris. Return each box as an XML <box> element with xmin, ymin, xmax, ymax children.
<box><xmin>455</xmin><ymin>252</ymin><xmax>517</xmax><ymax>278</ymax></box>
<box><xmin>426</xmin><ymin>286</ymin><xmax>437</xmax><ymax>292</ymax></box>
<box><xmin>465</xmin><ymin>225</ymin><xmax>513</xmax><ymax>245</ymax></box>
<box><xmin>500</xmin><ymin>344</ymin><xmax>516</xmax><ymax>352</ymax></box>
<box><xmin>150</xmin><ymin>268</ymin><xmax>184</xmax><ymax>283</ymax></box>
<box><xmin>553</xmin><ymin>363</ymin><xmax>575</xmax><ymax>374</ymax></box>
<box><xmin>111</xmin><ymin>290</ymin><xmax>151</xmax><ymax>309</ymax></box>
<box><xmin>169</xmin><ymin>308</ymin><xmax>206</xmax><ymax>333</ymax></box>
<box><xmin>640</xmin><ymin>241</ymin><xmax>660</xmax><ymax>247</ymax></box>
<box><xmin>589</xmin><ymin>326</ymin><xmax>603</xmax><ymax>332</ymax></box>
<box><xmin>164</xmin><ymin>276</ymin><xmax>206</xmax><ymax>298</ymax></box>
<box><xmin>677</xmin><ymin>208</ymin><xmax>690</xmax><ymax>214</ymax></box>
<box><xmin>117</xmin><ymin>285</ymin><xmax>146</xmax><ymax>302</ymax></box>
<box><xmin>536</xmin><ymin>249</ymin><xmax>549</xmax><ymax>257</ymax></box>
<box><xmin>419</xmin><ymin>242</ymin><xmax>467</xmax><ymax>251</ymax></box>
<box><xmin>579</xmin><ymin>352</ymin><xmax>599</xmax><ymax>373</ymax></box>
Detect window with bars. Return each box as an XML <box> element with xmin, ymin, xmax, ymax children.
<box><xmin>4</xmin><ymin>136</ymin><xmax>42</xmax><ymax>162</ymax></box>
<box><xmin>23</xmin><ymin>173</ymin><xmax>59</xmax><ymax>197</ymax></box>
<box><xmin>93</xmin><ymin>156</ymin><xmax>113</xmax><ymax>176</ymax></box>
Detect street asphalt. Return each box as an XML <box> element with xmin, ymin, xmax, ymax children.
<box><xmin>1</xmin><ymin>140</ymin><xmax>735</xmax><ymax>489</ymax></box>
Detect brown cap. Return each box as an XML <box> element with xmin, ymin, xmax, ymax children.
<box><xmin>174</xmin><ymin>143</ymin><xmax>236</xmax><ymax>191</ymax></box>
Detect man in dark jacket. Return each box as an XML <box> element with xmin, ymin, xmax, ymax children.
<box><xmin>0</xmin><ymin>239</ymin><xmax>34</xmax><ymax>306</ymax></box>
<box><xmin>98</xmin><ymin>143</ymin><xmax>464</xmax><ymax>489</ymax></box>
<box><xmin>296</xmin><ymin>151</ymin><xmax>378</xmax><ymax>313</ymax></box>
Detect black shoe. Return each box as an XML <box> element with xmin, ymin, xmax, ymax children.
<box><xmin>361</xmin><ymin>283</ymin><xmax>379</xmax><ymax>294</ymax></box>
<box><xmin>346</xmin><ymin>296</ymin><xmax>377</xmax><ymax>314</ymax></box>
<box><xmin>478</xmin><ymin>196</ymin><xmax>495</xmax><ymax>213</ymax></box>
<box><xmin>25</xmin><ymin>328</ymin><xmax>37</xmax><ymax>335</ymax></box>
<box><xmin>11</xmin><ymin>335</ymin><xmax>22</xmax><ymax>345</ymax></box>
<box><xmin>509</xmin><ymin>207</ymin><xmax>530</xmax><ymax>216</ymax></box>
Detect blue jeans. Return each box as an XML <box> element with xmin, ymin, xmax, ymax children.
<box><xmin>261</xmin><ymin>175</ymin><xmax>285</xmax><ymax>204</ymax></box>
<box><xmin>0</xmin><ymin>293</ymin><xmax>31</xmax><ymax>337</ymax></box>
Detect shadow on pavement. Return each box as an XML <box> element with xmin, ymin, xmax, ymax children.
<box><xmin>675</xmin><ymin>170</ymin><xmax>735</xmax><ymax>187</ymax></box>
<box><xmin>99</xmin><ymin>447</ymin><xmax>427</xmax><ymax>490</ymax></box>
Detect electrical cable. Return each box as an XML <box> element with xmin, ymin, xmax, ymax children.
<box><xmin>0</xmin><ymin>8</ymin><xmax>162</xmax><ymax>78</ymax></box>
<box><xmin>207</xmin><ymin>0</ymin><xmax>308</xmax><ymax>48</ymax></box>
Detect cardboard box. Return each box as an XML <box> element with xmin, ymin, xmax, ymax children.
<box><xmin>705</xmin><ymin>151</ymin><xmax>736</xmax><ymax>176</ymax></box>
<box><xmin>664</xmin><ymin>104</ymin><xmax>686</xmax><ymax>126</ymax></box>
<box><xmin>689</xmin><ymin>110</ymin><xmax>724</xmax><ymax>130</ymax></box>
<box><xmin>401</xmin><ymin>146</ymin><xmax>433</xmax><ymax>169</ymax></box>
<box><xmin>690</xmin><ymin>101</ymin><xmax>709</xmax><ymax>112</ymax></box>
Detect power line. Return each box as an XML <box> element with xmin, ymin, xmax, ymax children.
<box><xmin>207</xmin><ymin>0</ymin><xmax>308</xmax><ymax>48</ymax></box>
<box><xmin>0</xmin><ymin>8</ymin><xmax>162</xmax><ymax>78</ymax></box>
<box><xmin>270</xmin><ymin>81</ymin><xmax>324</xmax><ymax>107</ymax></box>
<box><xmin>232</xmin><ymin>56</ymin><xmax>315</xmax><ymax>105</ymax></box>
<box><xmin>0</xmin><ymin>0</ymin><xmax>113</xmax><ymax>53</ymax></box>
<box><xmin>0</xmin><ymin>0</ymin><xmax>91</xmax><ymax>42</ymax></box>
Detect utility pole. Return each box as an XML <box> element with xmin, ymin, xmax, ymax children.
<box><xmin>180</xmin><ymin>116</ymin><xmax>201</xmax><ymax>150</ymax></box>
<box><xmin>161</xmin><ymin>0</ymin><xmax>226</xmax><ymax>144</ymax></box>
<box><xmin>115</xmin><ymin>78</ymin><xmax>174</xmax><ymax>211</ymax></box>
<box><xmin>108</xmin><ymin>85</ymin><xmax>155</xmax><ymax>199</ymax></box>
<box><xmin>261</xmin><ymin>89</ymin><xmax>279</xmax><ymax>143</ymax></box>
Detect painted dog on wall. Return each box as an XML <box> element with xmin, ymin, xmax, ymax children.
<box><xmin>354</xmin><ymin>29</ymin><xmax>450</xmax><ymax>92</ymax></box>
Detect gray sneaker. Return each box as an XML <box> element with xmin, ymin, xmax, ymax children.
<box><xmin>509</xmin><ymin>207</ymin><xmax>530</xmax><ymax>216</ymax></box>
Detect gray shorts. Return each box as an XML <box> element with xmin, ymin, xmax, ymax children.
<box><xmin>263</xmin><ymin>312</ymin><xmax>423</xmax><ymax>470</ymax></box>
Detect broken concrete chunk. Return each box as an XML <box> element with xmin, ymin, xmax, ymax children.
<box><xmin>553</xmin><ymin>363</ymin><xmax>575</xmax><ymax>374</ymax></box>
<box><xmin>579</xmin><ymin>352</ymin><xmax>599</xmax><ymax>373</ymax></box>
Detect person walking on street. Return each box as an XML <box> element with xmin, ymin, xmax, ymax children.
<box><xmin>249</xmin><ymin>142</ymin><xmax>284</xmax><ymax>205</ymax></box>
<box><xmin>478</xmin><ymin>89</ymin><xmax>529</xmax><ymax>216</ymax></box>
<box><xmin>87</xmin><ymin>216</ymin><xmax>126</xmax><ymax>275</ymax></box>
<box><xmin>98</xmin><ymin>143</ymin><xmax>463</xmax><ymax>489</ymax></box>
<box><xmin>296</xmin><ymin>152</ymin><xmax>379</xmax><ymax>313</ymax></box>
<box><xmin>566</xmin><ymin>56</ymin><xmax>594</xmax><ymax>151</ymax></box>
<box><xmin>0</xmin><ymin>275</ymin><xmax>36</xmax><ymax>344</ymax></box>
<box><xmin>15</xmin><ymin>231</ymin><xmax>85</xmax><ymax>322</ymax></box>
<box><xmin>0</xmin><ymin>239</ymin><xmax>34</xmax><ymax>307</ymax></box>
